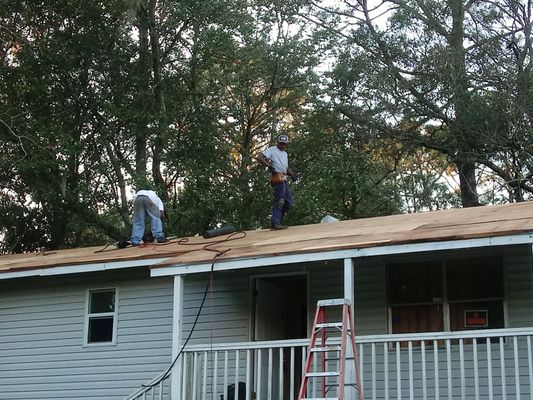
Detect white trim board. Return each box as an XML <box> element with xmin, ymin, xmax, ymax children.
<box><xmin>150</xmin><ymin>233</ymin><xmax>533</xmax><ymax>277</ymax></box>
<box><xmin>0</xmin><ymin>257</ymin><xmax>171</xmax><ymax>280</ymax></box>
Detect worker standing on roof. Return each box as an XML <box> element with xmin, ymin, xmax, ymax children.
<box><xmin>256</xmin><ymin>134</ymin><xmax>297</xmax><ymax>230</ymax></box>
<box><xmin>130</xmin><ymin>189</ymin><xmax>169</xmax><ymax>246</ymax></box>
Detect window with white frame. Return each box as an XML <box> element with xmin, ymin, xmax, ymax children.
<box><xmin>387</xmin><ymin>256</ymin><xmax>504</xmax><ymax>336</ymax></box>
<box><xmin>86</xmin><ymin>288</ymin><xmax>117</xmax><ymax>344</ymax></box>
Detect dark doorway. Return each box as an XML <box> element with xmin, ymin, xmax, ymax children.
<box><xmin>253</xmin><ymin>274</ymin><xmax>308</xmax><ymax>340</ymax></box>
<box><xmin>252</xmin><ymin>274</ymin><xmax>307</xmax><ymax>400</ymax></box>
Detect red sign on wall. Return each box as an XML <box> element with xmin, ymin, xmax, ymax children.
<box><xmin>464</xmin><ymin>310</ymin><xmax>488</xmax><ymax>327</ymax></box>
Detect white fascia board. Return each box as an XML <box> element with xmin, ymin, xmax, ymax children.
<box><xmin>150</xmin><ymin>233</ymin><xmax>533</xmax><ymax>277</ymax></box>
<box><xmin>0</xmin><ymin>257</ymin><xmax>171</xmax><ymax>280</ymax></box>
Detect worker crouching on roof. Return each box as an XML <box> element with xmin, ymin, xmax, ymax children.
<box><xmin>256</xmin><ymin>134</ymin><xmax>297</xmax><ymax>230</ymax></box>
<box><xmin>130</xmin><ymin>189</ymin><xmax>169</xmax><ymax>246</ymax></box>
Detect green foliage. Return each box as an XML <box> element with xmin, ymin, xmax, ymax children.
<box><xmin>5</xmin><ymin>0</ymin><xmax>525</xmax><ymax>253</ymax></box>
<box><xmin>315</xmin><ymin>0</ymin><xmax>533</xmax><ymax>206</ymax></box>
<box><xmin>289</xmin><ymin>109</ymin><xmax>402</xmax><ymax>224</ymax></box>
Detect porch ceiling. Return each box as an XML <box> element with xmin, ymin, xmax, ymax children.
<box><xmin>2</xmin><ymin>202</ymin><xmax>533</xmax><ymax>277</ymax></box>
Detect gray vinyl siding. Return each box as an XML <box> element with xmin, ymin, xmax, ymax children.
<box><xmin>181</xmin><ymin>245</ymin><xmax>533</xmax><ymax>346</ymax></box>
<box><xmin>354</xmin><ymin>258</ymin><xmax>387</xmax><ymax>335</ymax></box>
<box><xmin>354</xmin><ymin>245</ymin><xmax>533</xmax><ymax>399</ymax></box>
<box><xmin>308</xmin><ymin>261</ymin><xmax>344</xmax><ymax>332</ymax></box>
<box><xmin>2</xmin><ymin>244</ymin><xmax>532</xmax><ymax>399</ymax></box>
<box><xmin>0</xmin><ymin>269</ymin><xmax>174</xmax><ymax>400</ymax></box>
<box><xmin>182</xmin><ymin>262</ymin><xmax>345</xmax><ymax>346</ymax></box>
<box><xmin>182</xmin><ymin>270</ymin><xmax>250</xmax><ymax>345</ymax></box>
<box><xmin>308</xmin><ymin>260</ymin><xmax>343</xmax><ymax>302</ymax></box>
<box><xmin>504</xmin><ymin>246</ymin><xmax>533</xmax><ymax>327</ymax></box>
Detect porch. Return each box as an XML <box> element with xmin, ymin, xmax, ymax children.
<box><xmin>143</xmin><ymin>241</ymin><xmax>533</xmax><ymax>400</ymax></box>
<box><xmin>133</xmin><ymin>327</ymin><xmax>533</xmax><ymax>399</ymax></box>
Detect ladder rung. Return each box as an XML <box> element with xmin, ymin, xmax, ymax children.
<box><xmin>315</xmin><ymin>322</ymin><xmax>343</xmax><ymax>329</ymax></box>
<box><xmin>299</xmin><ymin>299</ymin><xmax>361</xmax><ymax>400</ymax></box>
<box><xmin>306</xmin><ymin>371</ymin><xmax>340</xmax><ymax>378</ymax></box>
<box><xmin>311</xmin><ymin>346</ymin><xmax>341</xmax><ymax>352</ymax></box>
<box><xmin>317</xmin><ymin>298</ymin><xmax>351</xmax><ymax>306</ymax></box>
<box><xmin>301</xmin><ymin>398</ymin><xmax>339</xmax><ymax>400</ymax></box>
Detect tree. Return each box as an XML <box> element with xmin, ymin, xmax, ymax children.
<box><xmin>0</xmin><ymin>0</ymin><xmax>322</xmax><ymax>250</ymax></box>
<box><xmin>125</xmin><ymin>0</ymin><xmax>321</xmax><ymax>234</ymax></box>
<box><xmin>290</xmin><ymin>107</ymin><xmax>403</xmax><ymax>222</ymax></box>
<box><xmin>0</xmin><ymin>0</ymin><xmax>135</xmax><ymax>251</ymax></box>
<box><xmin>306</xmin><ymin>0</ymin><xmax>533</xmax><ymax>206</ymax></box>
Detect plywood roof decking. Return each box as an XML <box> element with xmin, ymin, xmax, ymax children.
<box><xmin>0</xmin><ymin>243</ymin><xmax>191</xmax><ymax>273</ymax></box>
<box><xmin>154</xmin><ymin>201</ymin><xmax>533</xmax><ymax>267</ymax></box>
<box><xmin>2</xmin><ymin>202</ymin><xmax>533</xmax><ymax>275</ymax></box>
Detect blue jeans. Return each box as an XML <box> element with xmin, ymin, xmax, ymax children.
<box><xmin>130</xmin><ymin>195</ymin><xmax>165</xmax><ymax>244</ymax></box>
<box><xmin>271</xmin><ymin>181</ymin><xmax>293</xmax><ymax>225</ymax></box>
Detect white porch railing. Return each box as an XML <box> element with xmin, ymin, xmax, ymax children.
<box><xmin>181</xmin><ymin>339</ymin><xmax>309</xmax><ymax>400</ymax></box>
<box><xmin>130</xmin><ymin>327</ymin><xmax>533</xmax><ymax>400</ymax></box>
<box><xmin>354</xmin><ymin>327</ymin><xmax>533</xmax><ymax>400</ymax></box>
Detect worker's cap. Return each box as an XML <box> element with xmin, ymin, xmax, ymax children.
<box><xmin>277</xmin><ymin>134</ymin><xmax>289</xmax><ymax>143</ymax></box>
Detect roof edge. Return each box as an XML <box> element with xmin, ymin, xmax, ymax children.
<box><xmin>150</xmin><ymin>233</ymin><xmax>533</xmax><ymax>277</ymax></box>
<box><xmin>0</xmin><ymin>257</ymin><xmax>171</xmax><ymax>281</ymax></box>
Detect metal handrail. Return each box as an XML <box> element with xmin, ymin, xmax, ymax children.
<box><xmin>124</xmin><ymin>371</ymin><xmax>170</xmax><ymax>400</ymax></box>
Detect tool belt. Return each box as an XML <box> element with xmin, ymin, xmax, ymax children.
<box><xmin>270</xmin><ymin>172</ymin><xmax>287</xmax><ymax>185</ymax></box>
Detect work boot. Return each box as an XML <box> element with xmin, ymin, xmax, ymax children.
<box><xmin>156</xmin><ymin>237</ymin><xmax>170</xmax><ymax>243</ymax></box>
<box><xmin>143</xmin><ymin>233</ymin><xmax>154</xmax><ymax>243</ymax></box>
<box><xmin>271</xmin><ymin>224</ymin><xmax>288</xmax><ymax>230</ymax></box>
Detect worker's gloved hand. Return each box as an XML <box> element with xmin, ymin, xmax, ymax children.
<box><xmin>268</xmin><ymin>165</ymin><xmax>276</xmax><ymax>174</ymax></box>
<box><xmin>290</xmin><ymin>173</ymin><xmax>298</xmax><ymax>182</ymax></box>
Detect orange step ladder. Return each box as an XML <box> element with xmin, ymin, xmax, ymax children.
<box><xmin>297</xmin><ymin>299</ymin><xmax>363</xmax><ymax>400</ymax></box>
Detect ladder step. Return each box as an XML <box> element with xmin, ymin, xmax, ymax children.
<box><xmin>301</xmin><ymin>398</ymin><xmax>339</xmax><ymax>400</ymax></box>
<box><xmin>311</xmin><ymin>346</ymin><xmax>341</xmax><ymax>352</ymax></box>
<box><xmin>317</xmin><ymin>298</ymin><xmax>351</xmax><ymax>307</ymax></box>
<box><xmin>298</xmin><ymin>299</ymin><xmax>362</xmax><ymax>400</ymax></box>
<box><xmin>306</xmin><ymin>371</ymin><xmax>340</xmax><ymax>378</ymax></box>
<box><xmin>315</xmin><ymin>322</ymin><xmax>343</xmax><ymax>329</ymax></box>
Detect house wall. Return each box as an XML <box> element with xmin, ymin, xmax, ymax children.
<box><xmin>354</xmin><ymin>257</ymin><xmax>388</xmax><ymax>335</ymax></box>
<box><xmin>180</xmin><ymin>245</ymin><xmax>533</xmax><ymax>399</ymax></box>
<box><xmin>181</xmin><ymin>261</ymin><xmax>344</xmax><ymax>345</ymax></box>
<box><xmin>181</xmin><ymin>244</ymin><xmax>533</xmax><ymax>344</ymax></box>
<box><xmin>180</xmin><ymin>262</ymin><xmax>344</xmax><ymax>399</ymax></box>
<box><xmin>3</xmin><ymin>244</ymin><xmax>527</xmax><ymax>399</ymax></box>
<box><xmin>505</xmin><ymin>246</ymin><xmax>533</xmax><ymax>327</ymax></box>
<box><xmin>0</xmin><ymin>268</ymin><xmax>174</xmax><ymax>400</ymax></box>
<box><xmin>353</xmin><ymin>244</ymin><xmax>533</xmax><ymax>335</ymax></box>
<box><xmin>354</xmin><ymin>244</ymin><xmax>533</xmax><ymax>399</ymax></box>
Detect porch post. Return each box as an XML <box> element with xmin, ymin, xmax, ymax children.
<box><xmin>343</xmin><ymin>257</ymin><xmax>354</xmax><ymax>305</ymax></box>
<box><xmin>171</xmin><ymin>275</ymin><xmax>184</xmax><ymax>400</ymax></box>
<box><xmin>343</xmin><ymin>257</ymin><xmax>357</xmax><ymax>398</ymax></box>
